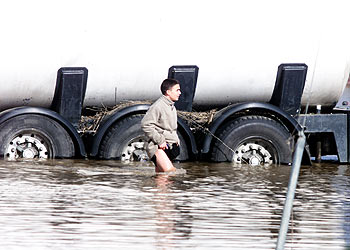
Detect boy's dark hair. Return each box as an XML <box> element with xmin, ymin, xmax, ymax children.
<box><xmin>161</xmin><ymin>78</ymin><xmax>180</xmax><ymax>95</ymax></box>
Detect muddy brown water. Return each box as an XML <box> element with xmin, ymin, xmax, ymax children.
<box><xmin>0</xmin><ymin>160</ymin><xmax>349</xmax><ymax>250</ymax></box>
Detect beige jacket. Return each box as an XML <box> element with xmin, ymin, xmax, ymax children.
<box><xmin>141</xmin><ymin>95</ymin><xmax>179</xmax><ymax>158</ymax></box>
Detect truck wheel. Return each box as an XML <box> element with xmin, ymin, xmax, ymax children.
<box><xmin>0</xmin><ymin>114</ymin><xmax>75</xmax><ymax>160</ymax></box>
<box><xmin>98</xmin><ymin>114</ymin><xmax>189</xmax><ymax>161</ymax></box>
<box><xmin>211</xmin><ymin>116</ymin><xmax>293</xmax><ymax>165</ymax></box>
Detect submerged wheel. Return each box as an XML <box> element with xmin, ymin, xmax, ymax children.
<box><xmin>0</xmin><ymin>114</ymin><xmax>75</xmax><ymax>160</ymax></box>
<box><xmin>98</xmin><ymin>114</ymin><xmax>189</xmax><ymax>161</ymax></box>
<box><xmin>211</xmin><ymin>116</ymin><xmax>294</xmax><ymax>165</ymax></box>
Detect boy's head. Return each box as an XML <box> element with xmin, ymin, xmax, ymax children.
<box><xmin>161</xmin><ymin>78</ymin><xmax>181</xmax><ymax>101</ymax></box>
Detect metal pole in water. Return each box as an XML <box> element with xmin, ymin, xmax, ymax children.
<box><xmin>276</xmin><ymin>131</ymin><xmax>306</xmax><ymax>250</ymax></box>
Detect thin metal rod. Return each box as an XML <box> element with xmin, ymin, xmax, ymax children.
<box><xmin>276</xmin><ymin>132</ymin><xmax>306</xmax><ymax>250</ymax></box>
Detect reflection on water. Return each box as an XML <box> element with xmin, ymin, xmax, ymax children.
<box><xmin>0</xmin><ymin>160</ymin><xmax>349</xmax><ymax>249</ymax></box>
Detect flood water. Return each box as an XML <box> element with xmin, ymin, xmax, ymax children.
<box><xmin>0</xmin><ymin>160</ymin><xmax>349</xmax><ymax>250</ymax></box>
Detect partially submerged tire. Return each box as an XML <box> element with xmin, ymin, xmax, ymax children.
<box><xmin>211</xmin><ymin>116</ymin><xmax>294</xmax><ymax>165</ymax></box>
<box><xmin>98</xmin><ymin>114</ymin><xmax>189</xmax><ymax>161</ymax></box>
<box><xmin>0</xmin><ymin>114</ymin><xmax>75</xmax><ymax>160</ymax></box>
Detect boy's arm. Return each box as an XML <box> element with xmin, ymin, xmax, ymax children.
<box><xmin>141</xmin><ymin>106</ymin><xmax>166</xmax><ymax>146</ymax></box>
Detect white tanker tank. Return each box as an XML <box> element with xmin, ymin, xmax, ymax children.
<box><xmin>0</xmin><ymin>0</ymin><xmax>350</xmax><ymax>164</ymax></box>
<box><xmin>0</xmin><ymin>0</ymin><xmax>349</xmax><ymax>112</ymax></box>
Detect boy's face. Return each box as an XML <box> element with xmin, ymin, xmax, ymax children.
<box><xmin>166</xmin><ymin>84</ymin><xmax>181</xmax><ymax>101</ymax></box>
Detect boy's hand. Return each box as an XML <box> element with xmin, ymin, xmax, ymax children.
<box><xmin>159</xmin><ymin>142</ymin><xmax>168</xmax><ymax>150</ymax></box>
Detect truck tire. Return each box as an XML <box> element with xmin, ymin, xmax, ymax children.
<box><xmin>98</xmin><ymin>114</ymin><xmax>189</xmax><ymax>161</ymax></box>
<box><xmin>211</xmin><ymin>116</ymin><xmax>293</xmax><ymax>165</ymax></box>
<box><xmin>0</xmin><ymin>114</ymin><xmax>75</xmax><ymax>159</ymax></box>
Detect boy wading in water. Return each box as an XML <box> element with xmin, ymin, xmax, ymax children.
<box><xmin>141</xmin><ymin>79</ymin><xmax>181</xmax><ymax>172</ymax></box>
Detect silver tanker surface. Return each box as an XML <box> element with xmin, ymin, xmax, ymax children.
<box><xmin>1</xmin><ymin>0</ymin><xmax>349</xmax><ymax>111</ymax></box>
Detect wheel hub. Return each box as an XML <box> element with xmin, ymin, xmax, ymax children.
<box><xmin>121</xmin><ymin>140</ymin><xmax>148</xmax><ymax>161</ymax></box>
<box><xmin>22</xmin><ymin>147</ymin><xmax>37</xmax><ymax>158</ymax></box>
<box><xmin>233</xmin><ymin>143</ymin><xmax>272</xmax><ymax>165</ymax></box>
<box><xmin>6</xmin><ymin>134</ymin><xmax>49</xmax><ymax>160</ymax></box>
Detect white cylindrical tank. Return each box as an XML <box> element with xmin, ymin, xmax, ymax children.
<box><xmin>0</xmin><ymin>0</ymin><xmax>349</xmax><ymax>111</ymax></box>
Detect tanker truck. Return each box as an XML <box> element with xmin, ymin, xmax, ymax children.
<box><xmin>0</xmin><ymin>0</ymin><xmax>350</xmax><ymax>165</ymax></box>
